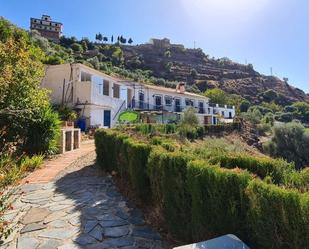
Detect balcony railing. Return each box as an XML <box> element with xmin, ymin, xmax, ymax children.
<box><xmin>130</xmin><ymin>100</ymin><xmax>207</xmax><ymax>114</ymax></box>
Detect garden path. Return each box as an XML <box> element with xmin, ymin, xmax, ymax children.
<box><xmin>1</xmin><ymin>142</ymin><xmax>163</xmax><ymax>249</ymax></box>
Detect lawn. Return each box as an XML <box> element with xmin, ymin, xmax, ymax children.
<box><xmin>118</xmin><ymin>111</ymin><xmax>139</xmax><ymax>122</ymax></box>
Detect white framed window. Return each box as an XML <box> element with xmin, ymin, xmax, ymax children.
<box><xmin>185</xmin><ymin>98</ymin><xmax>194</xmax><ymax>106</ymax></box>
<box><xmin>165</xmin><ymin>95</ymin><xmax>172</xmax><ymax>106</ymax></box>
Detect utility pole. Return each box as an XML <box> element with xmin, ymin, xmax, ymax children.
<box><xmin>270</xmin><ymin>67</ymin><xmax>273</xmax><ymax>76</ymax></box>
<box><xmin>194</xmin><ymin>41</ymin><xmax>196</xmax><ymax>49</ymax></box>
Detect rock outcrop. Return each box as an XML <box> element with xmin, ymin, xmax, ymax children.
<box><xmin>121</xmin><ymin>42</ymin><xmax>308</xmax><ymax>104</ymax></box>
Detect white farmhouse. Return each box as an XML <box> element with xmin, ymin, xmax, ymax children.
<box><xmin>41</xmin><ymin>63</ymin><xmax>235</xmax><ymax>129</ymax></box>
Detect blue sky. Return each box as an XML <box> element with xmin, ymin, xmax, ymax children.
<box><xmin>1</xmin><ymin>0</ymin><xmax>308</xmax><ymax>92</ymax></box>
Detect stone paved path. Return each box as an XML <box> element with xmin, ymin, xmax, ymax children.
<box><xmin>1</xmin><ymin>148</ymin><xmax>164</xmax><ymax>249</ymax></box>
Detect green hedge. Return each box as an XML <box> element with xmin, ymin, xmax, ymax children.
<box><xmin>95</xmin><ymin>129</ymin><xmax>151</xmax><ymax>200</ymax></box>
<box><xmin>208</xmin><ymin>153</ymin><xmax>294</xmax><ymax>185</ymax></box>
<box><xmin>147</xmin><ymin>148</ymin><xmax>192</xmax><ymax>238</ymax></box>
<box><xmin>95</xmin><ymin>129</ymin><xmax>309</xmax><ymax>249</ymax></box>
<box><xmin>187</xmin><ymin>160</ymin><xmax>252</xmax><ymax>241</ymax></box>
<box><xmin>246</xmin><ymin>180</ymin><xmax>309</xmax><ymax>249</ymax></box>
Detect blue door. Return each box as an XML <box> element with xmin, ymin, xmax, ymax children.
<box><xmin>104</xmin><ymin>110</ymin><xmax>111</xmax><ymax>128</ymax></box>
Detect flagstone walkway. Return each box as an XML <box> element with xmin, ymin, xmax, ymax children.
<box><xmin>1</xmin><ymin>142</ymin><xmax>164</xmax><ymax>249</ymax></box>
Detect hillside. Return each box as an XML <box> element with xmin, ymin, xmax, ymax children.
<box><xmin>23</xmin><ymin>23</ymin><xmax>308</xmax><ymax>106</ymax></box>
<box><xmin>120</xmin><ymin>41</ymin><xmax>309</xmax><ymax>105</ymax></box>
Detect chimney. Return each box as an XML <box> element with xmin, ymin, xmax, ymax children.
<box><xmin>176</xmin><ymin>82</ymin><xmax>186</xmax><ymax>94</ymax></box>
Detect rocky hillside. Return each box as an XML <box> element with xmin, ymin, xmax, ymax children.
<box><xmin>121</xmin><ymin>41</ymin><xmax>309</xmax><ymax>105</ymax></box>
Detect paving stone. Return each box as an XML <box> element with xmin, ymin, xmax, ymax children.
<box><xmin>88</xmin><ymin>225</ymin><xmax>103</xmax><ymax>241</ymax></box>
<box><xmin>115</xmin><ymin>209</ymin><xmax>130</xmax><ymax>220</ymax></box>
<box><xmin>43</xmin><ymin>211</ymin><xmax>67</xmax><ymax>224</ymax></box>
<box><xmin>106</xmin><ymin>189</ymin><xmax>121</xmax><ymax>198</ymax></box>
<box><xmin>84</xmin><ymin>220</ymin><xmax>98</xmax><ymax>233</ymax></box>
<box><xmin>48</xmin><ymin>219</ymin><xmax>67</xmax><ymax>228</ymax></box>
<box><xmin>104</xmin><ymin>225</ymin><xmax>130</xmax><ymax>238</ymax></box>
<box><xmin>105</xmin><ymin>237</ymin><xmax>135</xmax><ymax>247</ymax></box>
<box><xmin>75</xmin><ymin>234</ymin><xmax>97</xmax><ymax>246</ymax></box>
<box><xmin>69</xmin><ymin>216</ymin><xmax>80</xmax><ymax>226</ymax></box>
<box><xmin>128</xmin><ymin>216</ymin><xmax>145</xmax><ymax>225</ymax></box>
<box><xmin>17</xmin><ymin>237</ymin><xmax>40</xmax><ymax>249</ymax></box>
<box><xmin>132</xmin><ymin>226</ymin><xmax>161</xmax><ymax>240</ymax></box>
<box><xmin>20</xmin><ymin>223</ymin><xmax>46</xmax><ymax>233</ymax></box>
<box><xmin>19</xmin><ymin>184</ymin><xmax>44</xmax><ymax>193</ymax></box>
<box><xmin>99</xmin><ymin>219</ymin><xmax>128</xmax><ymax>227</ymax></box>
<box><xmin>39</xmin><ymin>239</ymin><xmax>60</xmax><ymax>249</ymax></box>
<box><xmin>96</xmin><ymin>213</ymin><xmax>122</xmax><ymax>221</ymax></box>
<box><xmin>57</xmin><ymin>244</ymin><xmax>83</xmax><ymax>249</ymax></box>
<box><xmin>86</xmin><ymin>243</ymin><xmax>111</xmax><ymax>249</ymax></box>
<box><xmin>49</xmin><ymin>204</ymin><xmax>72</xmax><ymax>211</ymax></box>
<box><xmin>21</xmin><ymin>208</ymin><xmax>50</xmax><ymax>225</ymax></box>
<box><xmin>38</xmin><ymin>227</ymin><xmax>79</xmax><ymax>240</ymax></box>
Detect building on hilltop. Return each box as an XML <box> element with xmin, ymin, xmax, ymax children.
<box><xmin>41</xmin><ymin>63</ymin><xmax>235</xmax><ymax>129</ymax></box>
<box><xmin>30</xmin><ymin>15</ymin><xmax>62</xmax><ymax>43</ymax></box>
<box><xmin>148</xmin><ymin>38</ymin><xmax>185</xmax><ymax>50</ymax></box>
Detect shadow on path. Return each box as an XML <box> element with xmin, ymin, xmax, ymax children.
<box><xmin>3</xmin><ymin>153</ymin><xmax>164</xmax><ymax>249</ymax></box>
<box><xmin>52</xmin><ymin>158</ymin><xmax>164</xmax><ymax>249</ymax></box>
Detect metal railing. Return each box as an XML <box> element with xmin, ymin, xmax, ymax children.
<box><xmin>130</xmin><ymin>100</ymin><xmax>207</xmax><ymax>114</ymax></box>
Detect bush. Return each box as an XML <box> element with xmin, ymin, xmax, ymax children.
<box><xmin>246</xmin><ymin>180</ymin><xmax>309</xmax><ymax>249</ymax></box>
<box><xmin>264</xmin><ymin>122</ymin><xmax>309</xmax><ymax>169</ymax></box>
<box><xmin>187</xmin><ymin>160</ymin><xmax>252</xmax><ymax>241</ymax></box>
<box><xmin>147</xmin><ymin>148</ymin><xmax>192</xmax><ymax>238</ymax></box>
<box><xmin>70</xmin><ymin>43</ymin><xmax>83</xmax><ymax>52</ymax></box>
<box><xmin>23</xmin><ymin>107</ymin><xmax>61</xmax><ymax>155</ymax></box>
<box><xmin>126</xmin><ymin>140</ymin><xmax>151</xmax><ymax>199</ymax></box>
<box><xmin>95</xmin><ymin>129</ymin><xmax>309</xmax><ymax>249</ymax></box>
<box><xmin>208</xmin><ymin>153</ymin><xmax>294</xmax><ymax>185</ymax></box>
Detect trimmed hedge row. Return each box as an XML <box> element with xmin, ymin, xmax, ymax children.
<box><xmin>208</xmin><ymin>153</ymin><xmax>294</xmax><ymax>185</ymax></box>
<box><xmin>95</xmin><ymin>129</ymin><xmax>309</xmax><ymax>249</ymax></box>
<box><xmin>95</xmin><ymin>129</ymin><xmax>151</xmax><ymax>199</ymax></box>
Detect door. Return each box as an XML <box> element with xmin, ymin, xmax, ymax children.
<box><xmin>104</xmin><ymin>110</ymin><xmax>111</xmax><ymax>128</ymax></box>
<box><xmin>175</xmin><ymin>98</ymin><xmax>181</xmax><ymax>112</ymax></box>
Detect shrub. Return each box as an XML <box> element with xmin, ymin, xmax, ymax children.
<box><xmin>204</xmin><ymin>88</ymin><xmax>227</xmax><ymax>105</ymax></box>
<box><xmin>20</xmin><ymin>155</ymin><xmax>44</xmax><ymax>172</ymax></box>
<box><xmin>95</xmin><ymin>129</ymin><xmax>309</xmax><ymax>249</ymax></box>
<box><xmin>240</xmin><ymin>99</ymin><xmax>250</xmax><ymax>112</ymax></box>
<box><xmin>246</xmin><ymin>180</ymin><xmax>309</xmax><ymax>249</ymax></box>
<box><xmin>126</xmin><ymin>140</ymin><xmax>151</xmax><ymax>199</ymax></box>
<box><xmin>208</xmin><ymin>153</ymin><xmax>294</xmax><ymax>184</ymax></box>
<box><xmin>147</xmin><ymin>148</ymin><xmax>192</xmax><ymax>238</ymax></box>
<box><xmin>187</xmin><ymin>160</ymin><xmax>252</xmax><ymax>241</ymax></box>
<box><xmin>264</xmin><ymin>122</ymin><xmax>309</xmax><ymax>169</ymax></box>
<box><xmin>0</xmin><ymin>18</ymin><xmax>60</xmax><ymax>155</ymax></box>
<box><xmin>70</xmin><ymin>43</ymin><xmax>83</xmax><ymax>52</ymax></box>
<box><xmin>23</xmin><ymin>107</ymin><xmax>61</xmax><ymax>155</ymax></box>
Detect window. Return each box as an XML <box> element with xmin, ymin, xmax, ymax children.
<box><xmin>185</xmin><ymin>98</ymin><xmax>194</xmax><ymax>106</ymax></box>
<box><xmin>81</xmin><ymin>71</ymin><xmax>92</xmax><ymax>82</ymax></box>
<box><xmin>229</xmin><ymin>112</ymin><xmax>232</xmax><ymax>118</ymax></box>
<box><xmin>208</xmin><ymin>108</ymin><xmax>211</xmax><ymax>114</ymax></box>
<box><xmin>165</xmin><ymin>96</ymin><xmax>172</xmax><ymax>106</ymax></box>
<box><xmin>103</xmin><ymin>80</ymin><xmax>109</xmax><ymax>96</ymax></box>
<box><xmin>175</xmin><ymin>98</ymin><xmax>181</xmax><ymax>112</ymax></box>
<box><xmin>138</xmin><ymin>91</ymin><xmax>145</xmax><ymax>109</ymax></box>
<box><xmin>221</xmin><ymin>111</ymin><xmax>225</xmax><ymax>116</ymax></box>
<box><xmin>113</xmin><ymin>84</ymin><xmax>120</xmax><ymax>98</ymax></box>
<box><xmin>198</xmin><ymin>102</ymin><xmax>204</xmax><ymax>113</ymax></box>
<box><xmin>92</xmin><ymin>75</ymin><xmax>103</xmax><ymax>95</ymax></box>
<box><xmin>155</xmin><ymin>95</ymin><xmax>162</xmax><ymax>110</ymax></box>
